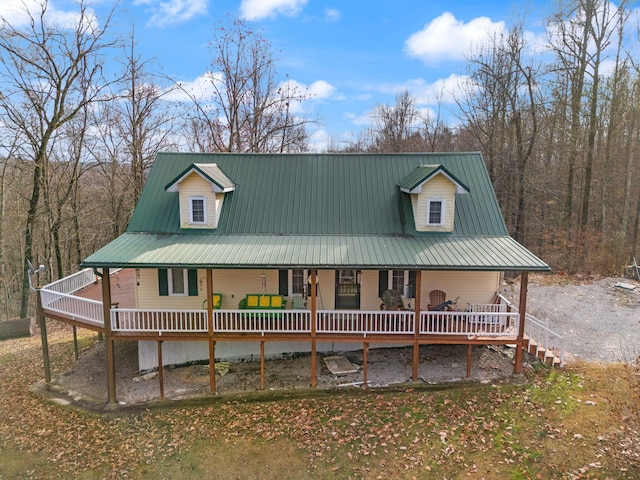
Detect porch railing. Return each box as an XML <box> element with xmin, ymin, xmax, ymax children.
<box><xmin>420</xmin><ymin>309</ymin><xmax>520</xmax><ymax>336</ymax></box>
<box><xmin>317</xmin><ymin>310</ymin><xmax>414</xmax><ymax>335</ymax></box>
<box><xmin>214</xmin><ymin>310</ymin><xmax>311</xmax><ymax>334</ymax></box>
<box><xmin>39</xmin><ymin>289</ymin><xmax>104</xmax><ymax>328</ymax></box>
<box><xmin>111</xmin><ymin>309</ymin><xmax>207</xmax><ymax>333</ymax></box>
<box><xmin>41</xmin><ymin>268</ymin><xmax>97</xmax><ymax>295</ymax></box>
<box><xmin>497</xmin><ymin>294</ymin><xmax>564</xmax><ymax>366</ymax></box>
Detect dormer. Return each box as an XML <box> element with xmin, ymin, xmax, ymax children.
<box><xmin>398</xmin><ymin>165</ymin><xmax>469</xmax><ymax>232</ymax></box>
<box><xmin>165</xmin><ymin>163</ymin><xmax>235</xmax><ymax>230</ymax></box>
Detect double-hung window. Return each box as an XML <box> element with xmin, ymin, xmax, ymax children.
<box><xmin>427</xmin><ymin>199</ymin><xmax>444</xmax><ymax>226</ymax></box>
<box><xmin>158</xmin><ymin>268</ymin><xmax>198</xmax><ymax>297</ymax></box>
<box><xmin>168</xmin><ymin>268</ymin><xmax>187</xmax><ymax>296</ymax></box>
<box><xmin>189</xmin><ymin>197</ymin><xmax>207</xmax><ymax>224</ymax></box>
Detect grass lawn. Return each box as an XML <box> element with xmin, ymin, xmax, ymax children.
<box><xmin>1</xmin><ymin>324</ymin><xmax>638</xmax><ymax>479</ymax></box>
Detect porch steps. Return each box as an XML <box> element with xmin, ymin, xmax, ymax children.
<box><xmin>524</xmin><ymin>334</ymin><xmax>562</xmax><ymax>367</ymax></box>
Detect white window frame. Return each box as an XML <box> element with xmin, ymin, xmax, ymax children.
<box><xmin>388</xmin><ymin>270</ymin><xmax>409</xmax><ymax>296</ymax></box>
<box><xmin>289</xmin><ymin>269</ymin><xmax>309</xmax><ymax>296</ymax></box>
<box><xmin>168</xmin><ymin>268</ymin><xmax>188</xmax><ymax>296</ymax></box>
<box><xmin>426</xmin><ymin>198</ymin><xmax>445</xmax><ymax>226</ymax></box>
<box><xmin>189</xmin><ymin>196</ymin><xmax>207</xmax><ymax>225</ymax></box>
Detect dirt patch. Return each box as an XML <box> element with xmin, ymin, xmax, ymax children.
<box><xmin>51</xmin><ymin>338</ymin><xmax>523</xmax><ymax>406</ymax></box>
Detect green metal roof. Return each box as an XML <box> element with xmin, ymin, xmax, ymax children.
<box><xmin>83</xmin><ymin>152</ymin><xmax>549</xmax><ymax>271</ymax></box>
<box><xmin>83</xmin><ymin>232</ymin><xmax>549</xmax><ymax>271</ymax></box>
<box><xmin>398</xmin><ymin>164</ymin><xmax>470</xmax><ymax>194</ymax></box>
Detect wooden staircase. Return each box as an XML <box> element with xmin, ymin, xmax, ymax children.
<box><xmin>524</xmin><ymin>334</ymin><xmax>562</xmax><ymax>367</ymax></box>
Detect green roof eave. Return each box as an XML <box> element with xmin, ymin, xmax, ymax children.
<box><xmin>81</xmin><ymin>233</ymin><xmax>550</xmax><ymax>272</ymax></box>
<box><xmin>398</xmin><ymin>164</ymin><xmax>470</xmax><ymax>194</ymax></box>
<box><xmin>165</xmin><ymin>163</ymin><xmax>236</xmax><ymax>193</ymax></box>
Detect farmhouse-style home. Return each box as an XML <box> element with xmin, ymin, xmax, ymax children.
<box><xmin>38</xmin><ymin>152</ymin><xmax>554</xmax><ymax>403</ymax></box>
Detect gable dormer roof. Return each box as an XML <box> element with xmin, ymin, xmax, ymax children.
<box><xmin>165</xmin><ymin>163</ymin><xmax>236</xmax><ymax>193</ymax></box>
<box><xmin>398</xmin><ymin>164</ymin><xmax>469</xmax><ymax>194</ymax></box>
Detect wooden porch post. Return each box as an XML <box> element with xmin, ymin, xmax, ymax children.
<box><xmin>260</xmin><ymin>341</ymin><xmax>265</xmax><ymax>390</ymax></box>
<box><xmin>101</xmin><ymin>267</ymin><xmax>116</xmax><ymax>404</ymax></box>
<box><xmin>73</xmin><ymin>326</ymin><xmax>79</xmax><ymax>360</ymax></box>
<box><xmin>310</xmin><ymin>269</ymin><xmax>317</xmax><ymax>388</ymax></box>
<box><xmin>363</xmin><ymin>342</ymin><xmax>369</xmax><ymax>387</ymax></box>
<box><xmin>412</xmin><ymin>270</ymin><xmax>422</xmax><ymax>381</ymax></box>
<box><xmin>466</xmin><ymin>344</ymin><xmax>473</xmax><ymax>378</ymax></box>
<box><xmin>36</xmin><ymin>288</ymin><xmax>51</xmax><ymax>383</ymax></box>
<box><xmin>157</xmin><ymin>340</ymin><xmax>164</xmax><ymax>400</ymax></box>
<box><xmin>514</xmin><ymin>271</ymin><xmax>529</xmax><ymax>374</ymax></box>
<box><xmin>206</xmin><ymin>269</ymin><xmax>216</xmax><ymax>394</ymax></box>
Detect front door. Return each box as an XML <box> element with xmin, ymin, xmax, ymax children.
<box><xmin>335</xmin><ymin>270</ymin><xmax>360</xmax><ymax>309</ymax></box>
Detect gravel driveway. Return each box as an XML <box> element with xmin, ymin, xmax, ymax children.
<box><xmin>509</xmin><ymin>277</ymin><xmax>640</xmax><ymax>363</ymax></box>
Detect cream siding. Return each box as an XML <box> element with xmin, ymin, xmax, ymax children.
<box><xmin>419</xmin><ymin>270</ymin><xmax>501</xmax><ymax>309</ymax></box>
<box><xmin>177</xmin><ymin>173</ymin><xmax>220</xmax><ymax>229</ymax></box>
<box><xmin>136</xmin><ymin>268</ymin><xmax>500</xmax><ymax>312</ymax></box>
<box><xmin>412</xmin><ymin>173</ymin><xmax>456</xmax><ymax>232</ymax></box>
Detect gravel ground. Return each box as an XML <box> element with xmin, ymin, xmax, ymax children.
<box><xmin>506</xmin><ymin>276</ymin><xmax>640</xmax><ymax>363</ymax></box>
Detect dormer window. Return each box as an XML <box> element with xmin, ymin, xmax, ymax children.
<box><xmin>189</xmin><ymin>197</ymin><xmax>207</xmax><ymax>224</ymax></box>
<box><xmin>165</xmin><ymin>163</ymin><xmax>236</xmax><ymax>230</ymax></box>
<box><xmin>427</xmin><ymin>199</ymin><xmax>445</xmax><ymax>226</ymax></box>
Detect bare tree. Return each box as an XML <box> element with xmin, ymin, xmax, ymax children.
<box><xmin>0</xmin><ymin>0</ymin><xmax>117</xmax><ymax>317</ymax></box>
<box><xmin>182</xmin><ymin>16</ymin><xmax>312</xmax><ymax>153</ymax></box>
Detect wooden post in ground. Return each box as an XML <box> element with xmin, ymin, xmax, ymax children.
<box><xmin>101</xmin><ymin>267</ymin><xmax>116</xmax><ymax>404</ymax></box>
<box><xmin>310</xmin><ymin>270</ymin><xmax>317</xmax><ymax>388</ymax></box>
<box><xmin>36</xmin><ymin>288</ymin><xmax>51</xmax><ymax>383</ymax></box>
<box><xmin>157</xmin><ymin>340</ymin><xmax>164</xmax><ymax>400</ymax></box>
<box><xmin>206</xmin><ymin>269</ymin><xmax>216</xmax><ymax>394</ymax></box>
<box><xmin>412</xmin><ymin>271</ymin><xmax>422</xmax><ymax>381</ymax></box>
<box><xmin>73</xmin><ymin>326</ymin><xmax>79</xmax><ymax>360</ymax></box>
<box><xmin>260</xmin><ymin>341</ymin><xmax>265</xmax><ymax>390</ymax></box>
<box><xmin>363</xmin><ymin>342</ymin><xmax>369</xmax><ymax>387</ymax></box>
<box><xmin>514</xmin><ymin>271</ymin><xmax>529</xmax><ymax>374</ymax></box>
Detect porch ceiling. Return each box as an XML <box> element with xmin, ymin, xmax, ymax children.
<box><xmin>82</xmin><ymin>232</ymin><xmax>549</xmax><ymax>271</ymax></box>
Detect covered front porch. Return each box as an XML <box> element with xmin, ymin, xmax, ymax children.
<box><xmin>35</xmin><ymin>267</ymin><xmax>551</xmax><ymax>404</ymax></box>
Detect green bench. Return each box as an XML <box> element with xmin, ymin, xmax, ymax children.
<box><xmin>202</xmin><ymin>293</ymin><xmax>223</xmax><ymax>310</ymax></box>
<box><xmin>239</xmin><ymin>294</ymin><xmax>287</xmax><ymax>310</ymax></box>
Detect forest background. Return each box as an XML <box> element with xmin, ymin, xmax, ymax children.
<box><xmin>1</xmin><ymin>0</ymin><xmax>639</xmax><ymax>321</ymax></box>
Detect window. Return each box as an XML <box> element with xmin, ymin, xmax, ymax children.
<box><xmin>292</xmin><ymin>269</ymin><xmax>306</xmax><ymax>295</ymax></box>
<box><xmin>427</xmin><ymin>199</ymin><xmax>444</xmax><ymax>226</ymax></box>
<box><xmin>169</xmin><ymin>268</ymin><xmax>187</xmax><ymax>295</ymax></box>
<box><xmin>158</xmin><ymin>268</ymin><xmax>198</xmax><ymax>296</ymax></box>
<box><xmin>189</xmin><ymin>197</ymin><xmax>206</xmax><ymax>224</ymax></box>
<box><xmin>392</xmin><ymin>270</ymin><xmax>405</xmax><ymax>292</ymax></box>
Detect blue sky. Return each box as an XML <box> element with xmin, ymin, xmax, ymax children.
<box><xmin>1</xmin><ymin>0</ymin><xmax>554</xmax><ymax>151</ymax></box>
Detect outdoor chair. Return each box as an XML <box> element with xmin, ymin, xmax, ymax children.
<box><xmin>427</xmin><ymin>290</ymin><xmax>447</xmax><ymax>310</ymax></box>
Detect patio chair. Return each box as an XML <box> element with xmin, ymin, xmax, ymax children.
<box><xmin>428</xmin><ymin>290</ymin><xmax>447</xmax><ymax>310</ymax></box>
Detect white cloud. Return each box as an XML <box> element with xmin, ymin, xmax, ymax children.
<box><xmin>134</xmin><ymin>0</ymin><xmax>208</xmax><ymax>28</ymax></box>
<box><xmin>162</xmin><ymin>72</ymin><xmax>221</xmax><ymax>102</ymax></box>
<box><xmin>0</xmin><ymin>0</ymin><xmax>95</xmax><ymax>30</ymax></box>
<box><xmin>240</xmin><ymin>0</ymin><xmax>307</xmax><ymax>20</ymax></box>
<box><xmin>376</xmin><ymin>74</ymin><xmax>473</xmax><ymax>106</ymax></box>
<box><xmin>325</xmin><ymin>8</ymin><xmax>340</xmax><ymax>22</ymax></box>
<box><xmin>405</xmin><ymin>12</ymin><xmax>505</xmax><ymax>63</ymax></box>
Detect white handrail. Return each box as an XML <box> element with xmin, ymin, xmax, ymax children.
<box><xmin>497</xmin><ymin>294</ymin><xmax>564</xmax><ymax>366</ymax></box>
<box><xmin>317</xmin><ymin>310</ymin><xmax>414</xmax><ymax>335</ymax></box>
<box><xmin>214</xmin><ymin>310</ymin><xmax>311</xmax><ymax>334</ymax></box>
<box><xmin>420</xmin><ymin>310</ymin><xmax>520</xmax><ymax>336</ymax></box>
<box><xmin>39</xmin><ymin>289</ymin><xmax>104</xmax><ymax>326</ymax></box>
<box><xmin>41</xmin><ymin>268</ymin><xmax>97</xmax><ymax>295</ymax></box>
<box><xmin>111</xmin><ymin>309</ymin><xmax>208</xmax><ymax>333</ymax></box>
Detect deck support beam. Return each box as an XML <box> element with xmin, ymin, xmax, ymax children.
<box><xmin>363</xmin><ymin>342</ymin><xmax>368</xmax><ymax>387</ymax></box>
<box><xmin>206</xmin><ymin>269</ymin><xmax>216</xmax><ymax>394</ymax></box>
<box><xmin>412</xmin><ymin>271</ymin><xmax>422</xmax><ymax>382</ymax></box>
<box><xmin>101</xmin><ymin>267</ymin><xmax>116</xmax><ymax>404</ymax></box>
<box><xmin>466</xmin><ymin>344</ymin><xmax>472</xmax><ymax>377</ymax></box>
<box><xmin>260</xmin><ymin>341</ymin><xmax>265</xmax><ymax>390</ymax></box>
<box><xmin>514</xmin><ymin>271</ymin><xmax>529</xmax><ymax>374</ymax></box>
<box><xmin>157</xmin><ymin>340</ymin><xmax>164</xmax><ymax>400</ymax></box>
<box><xmin>310</xmin><ymin>270</ymin><xmax>317</xmax><ymax>388</ymax></box>
<box><xmin>73</xmin><ymin>326</ymin><xmax>79</xmax><ymax>360</ymax></box>
<box><xmin>36</xmin><ymin>289</ymin><xmax>51</xmax><ymax>383</ymax></box>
